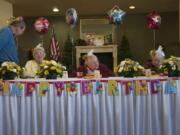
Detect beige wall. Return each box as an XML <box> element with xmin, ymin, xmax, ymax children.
<box><xmin>0</xmin><ymin>0</ymin><xmax>13</xmax><ymax>28</ymax></box>
<box><xmin>18</xmin><ymin>12</ymin><xmax>179</xmax><ymax>66</ymax></box>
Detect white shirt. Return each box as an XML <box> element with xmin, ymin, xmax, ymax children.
<box><xmin>23</xmin><ymin>60</ymin><xmax>41</xmax><ymax>78</ymax></box>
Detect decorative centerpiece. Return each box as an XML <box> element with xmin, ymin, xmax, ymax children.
<box><xmin>0</xmin><ymin>62</ymin><xmax>23</xmax><ymax>80</ymax></box>
<box><xmin>159</xmin><ymin>56</ymin><xmax>180</xmax><ymax>77</ymax></box>
<box><xmin>37</xmin><ymin>60</ymin><xmax>66</xmax><ymax>79</ymax></box>
<box><xmin>114</xmin><ymin>58</ymin><xmax>144</xmax><ymax>77</ymax></box>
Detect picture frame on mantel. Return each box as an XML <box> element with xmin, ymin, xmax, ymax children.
<box><xmin>80</xmin><ymin>18</ymin><xmax>116</xmax><ymax>46</ymax></box>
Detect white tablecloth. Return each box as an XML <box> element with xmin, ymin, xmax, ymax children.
<box><xmin>0</xmin><ymin>77</ymin><xmax>180</xmax><ymax>135</ymax></box>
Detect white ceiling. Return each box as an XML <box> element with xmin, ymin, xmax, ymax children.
<box><xmin>6</xmin><ymin>0</ymin><xmax>179</xmax><ymax>16</ymax></box>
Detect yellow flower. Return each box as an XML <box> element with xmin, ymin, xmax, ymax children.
<box><xmin>56</xmin><ymin>69</ymin><xmax>62</xmax><ymax>73</ymax></box>
<box><xmin>164</xmin><ymin>68</ymin><xmax>168</xmax><ymax>74</ymax></box>
<box><xmin>178</xmin><ymin>66</ymin><xmax>180</xmax><ymax>71</ymax></box>
<box><xmin>44</xmin><ymin>70</ymin><xmax>49</xmax><ymax>75</ymax></box>
<box><xmin>134</xmin><ymin>66</ymin><xmax>138</xmax><ymax>71</ymax></box>
<box><xmin>50</xmin><ymin>66</ymin><xmax>56</xmax><ymax>70</ymax></box>
<box><xmin>114</xmin><ymin>65</ymin><xmax>120</xmax><ymax>73</ymax></box>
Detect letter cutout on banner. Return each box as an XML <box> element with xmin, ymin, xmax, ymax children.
<box><xmin>26</xmin><ymin>82</ymin><xmax>36</xmax><ymax>96</ymax></box>
<box><xmin>66</xmin><ymin>81</ymin><xmax>78</xmax><ymax>93</ymax></box>
<box><xmin>95</xmin><ymin>80</ymin><xmax>103</xmax><ymax>94</ymax></box>
<box><xmin>107</xmin><ymin>80</ymin><xmax>119</xmax><ymax>96</ymax></box>
<box><xmin>3</xmin><ymin>81</ymin><xmax>10</xmax><ymax>96</ymax></box>
<box><xmin>123</xmin><ymin>81</ymin><xmax>135</xmax><ymax>95</ymax></box>
<box><xmin>39</xmin><ymin>82</ymin><xmax>50</xmax><ymax>97</ymax></box>
<box><xmin>81</xmin><ymin>80</ymin><xmax>93</xmax><ymax>95</ymax></box>
<box><xmin>165</xmin><ymin>79</ymin><xmax>177</xmax><ymax>94</ymax></box>
<box><xmin>54</xmin><ymin>82</ymin><xmax>64</xmax><ymax>96</ymax></box>
<box><xmin>135</xmin><ymin>80</ymin><xmax>148</xmax><ymax>95</ymax></box>
<box><xmin>11</xmin><ymin>82</ymin><xmax>24</xmax><ymax>96</ymax></box>
<box><xmin>0</xmin><ymin>80</ymin><xmax>3</xmax><ymax>91</ymax></box>
<box><xmin>151</xmin><ymin>80</ymin><xmax>162</xmax><ymax>94</ymax></box>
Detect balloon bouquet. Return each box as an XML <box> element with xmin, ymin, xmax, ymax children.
<box><xmin>34</xmin><ymin>17</ymin><xmax>50</xmax><ymax>45</ymax></box>
<box><xmin>147</xmin><ymin>11</ymin><xmax>161</xmax><ymax>49</ymax></box>
<box><xmin>65</xmin><ymin>8</ymin><xmax>78</xmax><ymax>69</ymax></box>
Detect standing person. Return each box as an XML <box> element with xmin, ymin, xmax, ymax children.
<box><xmin>0</xmin><ymin>16</ymin><xmax>25</xmax><ymax>64</ymax></box>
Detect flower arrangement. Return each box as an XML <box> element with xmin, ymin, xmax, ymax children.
<box><xmin>37</xmin><ymin>60</ymin><xmax>66</xmax><ymax>79</ymax></box>
<box><xmin>0</xmin><ymin>61</ymin><xmax>23</xmax><ymax>80</ymax></box>
<box><xmin>159</xmin><ymin>56</ymin><xmax>180</xmax><ymax>77</ymax></box>
<box><xmin>114</xmin><ymin>58</ymin><xmax>144</xmax><ymax>77</ymax></box>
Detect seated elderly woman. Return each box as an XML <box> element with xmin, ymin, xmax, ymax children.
<box><xmin>144</xmin><ymin>46</ymin><xmax>165</xmax><ymax>74</ymax></box>
<box><xmin>71</xmin><ymin>50</ymin><xmax>114</xmax><ymax>77</ymax></box>
<box><xmin>24</xmin><ymin>44</ymin><xmax>46</xmax><ymax>78</ymax></box>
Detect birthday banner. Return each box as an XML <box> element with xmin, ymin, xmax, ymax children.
<box><xmin>0</xmin><ymin>78</ymin><xmax>179</xmax><ymax>97</ymax></box>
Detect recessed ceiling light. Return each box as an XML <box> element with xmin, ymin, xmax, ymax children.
<box><xmin>52</xmin><ymin>7</ymin><xmax>60</xmax><ymax>12</ymax></box>
<box><xmin>129</xmin><ymin>5</ymin><xmax>135</xmax><ymax>9</ymax></box>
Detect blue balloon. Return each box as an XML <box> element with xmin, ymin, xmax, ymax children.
<box><xmin>108</xmin><ymin>5</ymin><xmax>126</xmax><ymax>25</ymax></box>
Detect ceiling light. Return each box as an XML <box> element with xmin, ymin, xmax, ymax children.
<box><xmin>129</xmin><ymin>5</ymin><xmax>135</xmax><ymax>9</ymax></box>
<box><xmin>52</xmin><ymin>7</ymin><xmax>59</xmax><ymax>12</ymax></box>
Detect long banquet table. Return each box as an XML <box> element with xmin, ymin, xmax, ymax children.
<box><xmin>0</xmin><ymin>77</ymin><xmax>180</xmax><ymax>135</ymax></box>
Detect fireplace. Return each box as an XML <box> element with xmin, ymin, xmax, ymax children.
<box><xmin>75</xmin><ymin>45</ymin><xmax>117</xmax><ymax>70</ymax></box>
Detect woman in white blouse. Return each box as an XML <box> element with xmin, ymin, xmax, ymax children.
<box><xmin>24</xmin><ymin>43</ymin><xmax>46</xmax><ymax>78</ymax></box>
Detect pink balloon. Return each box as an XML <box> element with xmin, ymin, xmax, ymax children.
<box><xmin>147</xmin><ymin>11</ymin><xmax>161</xmax><ymax>30</ymax></box>
<box><xmin>34</xmin><ymin>17</ymin><xmax>50</xmax><ymax>34</ymax></box>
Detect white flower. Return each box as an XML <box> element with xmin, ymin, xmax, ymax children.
<box><xmin>172</xmin><ymin>66</ymin><xmax>176</xmax><ymax>71</ymax></box>
<box><xmin>120</xmin><ymin>61</ymin><xmax>126</xmax><ymax>66</ymax></box>
<box><xmin>169</xmin><ymin>61</ymin><xmax>174</xmax><ymax>66</ymax></box>
<box><xmin>60</xmin><ymin>66</ymin><xmax>66</xmax><ymax>70</ymax></box>
<box><xmin>138</xmin><ymin>65</ymin><xmax>143</xmax><ymax>69</ymax></box>
<box><xmin>12</xmin><ymin>69</ymin><xmax>17</xmax><ymax>73</ymax></box>
<box><xmin>44</xmin><ymin>66</ymin><xmax>49</xmax><ymax>69</ymax></box>
<box><xmin>118</xmin><ymin>67</ymin><xmax>123</xmax><ymax>72</ymax></box>
<box><xmin>51</xmin><ymin>60</ymin><xmax>57</xmax><ymax>66</ymax></box>
<box><xmin>1</xmin><ymin>62</ymin><xmax>8</xmax><ymax>67</ymax></box>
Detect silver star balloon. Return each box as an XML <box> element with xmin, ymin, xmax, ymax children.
<box><xmin>108</xmin><ymin>5</ymin><xmax>126</xmax><ymax>25</ymax></box>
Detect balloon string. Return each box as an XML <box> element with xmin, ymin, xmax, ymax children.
<box><xmin>71</xmin><ymin>28</ymin><xmax>74</xmax><ymax>70</ymax></box>
<box><xmin>153</xmin><ymin>30</ymin><xmax>156</xmax><ymax>49</ymax></box>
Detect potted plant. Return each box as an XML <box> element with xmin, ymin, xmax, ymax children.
<box><xmin>37</xmin><ymin>60</ymin><xmax>66</xmax><ymax>79</ymax></box>
<box><xmin>159</xmin><ymin>56</ymin><xmax>180</xmax><ymax>77</ymax></box>
<box><xmin>0</xmin><ymin>62</ymin><xmax>23</xmax><ymax>80</ymax></box>
<box><xmin>114</xmin><ymin>58</ymin><xmax>144</xmax><ymax>77</ymax></box>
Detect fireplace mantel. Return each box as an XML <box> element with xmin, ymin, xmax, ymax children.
<box><xmin>75</xmin><ymin>45</ymin><xmax>117</xmax><ymax>68</ymax></box>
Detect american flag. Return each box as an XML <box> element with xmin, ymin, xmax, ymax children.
<box><xmin>50</xmin><ymin>28</ymin><xmax>60</xmax><ymax>61</ymax></box>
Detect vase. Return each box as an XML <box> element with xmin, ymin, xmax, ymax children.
<box><xmin>46</xmin><ymin>75</ymin><xmax>57</xmax><ymax>79</ymax></box>
<box><xmin>168</xmin><ymin>71</ymin><xmax>180</xmax><ymax>77</ymax></box>
<box><xmin>2</xmin><ymin>74</ymin><xmax>16</xmax><ymax>80</ymax></box>
<box><xmin>124</xmin><ymin>72</ymin><xmax>134</xmax><ymax>78</ymax></box>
